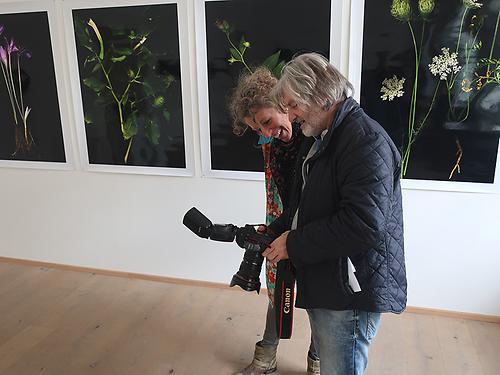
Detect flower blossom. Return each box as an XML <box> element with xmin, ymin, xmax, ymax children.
<box><xmin>463</xmin><ymin>0</ymin><xmax>482</xmax><ymax>9</ymax></box>
<box><xmin>391</xmin><ymin>0</ymin><xmax>412</xmax><ymax>22</ymax></box>
<box><xmin>380</xmin><ymin>75</ymin><xmax>406</xmax><ymax>101</ymax></box>
<box><xmin>429</xmin><ymin>47</ymin><xmax>461</xmax><ymax>80</ymax></box>
<box><xmin>215</xmin><ymin>19</ymin><xmax>231</xmax><ymax>33</ymax></box>
<box><xmin>418</xmin><ymin>0</ymin><xmax>435</xmax><ymax>18</ymax></box>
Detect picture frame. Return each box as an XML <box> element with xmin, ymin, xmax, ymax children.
<box><xmin>195</xmin><ymin>0</ymin><xmax>343</xmax><ymax>180</ymax></box>
<box><xmin>348</xmin><ymin>0</ymin><xmax>500</xmax><ymax>193</ymax></box>
<box><xmin>0</xmin><ymin>0</ymin><xmax>75</xmax><ymax>171</ymax></box>
<box><xmin>63</xmin><ymin>0</ymin><xmax>195</xmax><ymax>176</ymax></box>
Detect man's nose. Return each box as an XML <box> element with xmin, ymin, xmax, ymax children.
<box><xmin>288</xmin><ymin>111</ymin><xmax>296</xmax><ymax>123</ymax></box>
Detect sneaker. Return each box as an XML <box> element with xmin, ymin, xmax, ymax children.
<box><xmin>307</xmin><ymin>351</ymin><xmax>320</xmax><ymax>375</ymax></box>
<box><xmin>234</xmin><ymin>342</ymin><xmax>278</xmax><ymax>375</ymax></box>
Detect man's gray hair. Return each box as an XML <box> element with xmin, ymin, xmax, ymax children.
<box><xmin>273</xmin><ymin>52</ymin><xmax>354</xmax><ymax>110</ymax></box>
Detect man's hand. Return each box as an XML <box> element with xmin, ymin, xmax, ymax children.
<box><xmin>262</xmin><ymin>230</ymin><xmax>290</xmax><ymax>266</ymax></box>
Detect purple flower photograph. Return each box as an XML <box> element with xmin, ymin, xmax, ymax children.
<box><xmin>0</xmin><ymin>11</ymin><xmax>65</xmax><ymax>163</ymax></box>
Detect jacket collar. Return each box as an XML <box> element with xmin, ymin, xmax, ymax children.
<box><xmin>321</xmin><ymin>97</ymin><xmax>359</xmax><ymax>147</ymax></box>
<box><xmin>304</xmin><ymin>97</ymin><xmax>359</xmax><ymax>162</ymax></box>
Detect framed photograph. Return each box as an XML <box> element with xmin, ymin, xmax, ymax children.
<box><xmin>349</xmin><ymin>0</ymin><xmax>500</xmax><ymax>193</ymax></box>
<box><xmin>0</xmin><ymin>0</ymin><xmax>74</xmax><ymax>170</ymax></box>
<box><xmin>64</xmin><ymin>0</ymin><xmax>194</xmax><ymax>176</ymax></box>
<box><xmin>196</xmin><ymin>0</ymin><xmax>339</xmax><ymax>180</ymax></box>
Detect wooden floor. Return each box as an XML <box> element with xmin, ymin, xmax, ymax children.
<box><xmin>0</xmin><ymin>262</ymin><xmax>499</xmax><ymax>375</ymax></box>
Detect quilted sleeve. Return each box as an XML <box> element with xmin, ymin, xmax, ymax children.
<box><xmin>287</xmin><ymin>130</ymin><xmax>399</xmax><ymax>266</ymax></box>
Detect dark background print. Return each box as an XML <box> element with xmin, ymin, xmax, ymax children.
<box><xmin>0</xmin><ymin>11</ymin><xmax>65</xmax><ymax>162</ymax></box>
<box><xmin>361</xmin><ymin>0</ymin><xmax>499</xmax><ymax>183</ymax></box>
<box><xmin>205</xmin><ymin>0</ymin><xmax>331</xmax><ymax>172</ymax></box>
<box><xmin>73</xmin><ymin>4</ymin><xmax>186</xmax><ymax>168</ymax></box>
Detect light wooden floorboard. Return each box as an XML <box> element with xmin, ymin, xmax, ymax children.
<box><xmin>0</xmin><ymin>261</ymin><xmax>498</xmax><ymax>375</ymax></box>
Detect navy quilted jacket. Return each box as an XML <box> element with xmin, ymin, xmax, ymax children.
<box><xmin>269</xmin><ymin>98</ymin><xmax>407</xmax><ymax>313</ymax></box>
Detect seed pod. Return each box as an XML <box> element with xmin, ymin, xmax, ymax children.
<box><xmin>391</xmin><ymin>0</ymin><xmax>411</xmax><ymax>22</ymax></box>
<box><xmin>418</xmin><ymin>0</ymin><xmax>435</xmax><ymax>19</ymax></box>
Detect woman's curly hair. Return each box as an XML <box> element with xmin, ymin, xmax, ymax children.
<box><xmin>228</xmin><ymin>67</ymin><xmax>278</xmax><ymax>136</ymax></box>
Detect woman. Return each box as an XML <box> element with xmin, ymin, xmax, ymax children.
<box><xmin>228</xmin><ymin>67</ymin><xmax>320</xmax><ymax>375</ymax></box>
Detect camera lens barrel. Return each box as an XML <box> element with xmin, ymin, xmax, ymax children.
<box><xmin>230</xmin><ymin>249</ymin><xmax>264</xmax><ymax>293</ymax></box>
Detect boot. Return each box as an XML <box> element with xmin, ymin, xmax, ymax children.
<box><xmin>234</xmin><ymin>341</ymin><xmax>278</xmax><ymax>375</ymax></box>
<box><xmin>307</xmin><ymin>351</ymin><xmax>320</xmax><ymax>375</ymax></box>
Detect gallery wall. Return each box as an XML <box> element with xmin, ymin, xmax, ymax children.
<box><xmin>0</xmin><ymin>0</ymin><xmax>499</xmax><ymax>316</ymax></box>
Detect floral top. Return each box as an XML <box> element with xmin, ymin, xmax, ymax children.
<box><xmin>260</xmin><ymin>125</ymin><xmax>303</xmax><ymax>306</ymax></box>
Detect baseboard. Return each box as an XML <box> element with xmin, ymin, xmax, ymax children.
<box><xmin>404</xmin><ymin>306</ymin><xmax>500</xmax><ymax>323</ymax></box>
<box><xmin>0</xmin><ymin>256</ymin><xmax>236</xmax><ymax>291</ymax></box>
<box><xmin>1</xmin><ymin>256</ymin><xmax>499</xmax><ymax>324</ymax></box>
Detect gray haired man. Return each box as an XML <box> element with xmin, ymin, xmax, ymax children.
<box><xmin>261</xmin><ymin>53</ymin><xmax>407</xmax><ymax>374</ymax></box>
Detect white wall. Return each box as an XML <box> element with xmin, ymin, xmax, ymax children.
<box><xmin>0</xmin><ymin>0</ymin><xmax>499</xmax><ymax>317</ymax></box>
<box><xmin>1</xmin><ymin>167</ymin><xmax>500</xmax><ymax>316</ymax></box>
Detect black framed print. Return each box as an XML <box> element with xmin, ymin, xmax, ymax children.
<box><xmin>196</xmin><ymin>0</ymin><xmax>336</xmax><ymax>179</ymax></box>
<box><xmin>0</xmin><ymin>1</ymin><xmax>73</xmax><ymax>170</ymax></box>
<box><xmin>349</xmin><ymin>0</ymin><xmax>500</xmax><ymax>193</ymax></box>
<box><xmin>64</xmin><ymin>0</ymin><xmax>194</xmax><ymax>176</ymax></box>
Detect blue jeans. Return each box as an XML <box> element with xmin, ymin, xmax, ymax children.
<box><xmin>307</xmin><ymin>309</ymin><xmax>381</xmax><ymax>374</ymax></box>
<box><xmin>261</xmin><ymin>302</ymin><xmax>318</xmax><ymax>359</ymax></box>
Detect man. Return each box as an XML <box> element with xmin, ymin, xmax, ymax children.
<box><xmin>228</xmin><ymin>67</ymin><xmax>320</xmax><ymax>375</ymax></box>
<box><xmin>261</xmin><ymin>53</ymin><xmax>407</xmax><ymax>374</ymax></box>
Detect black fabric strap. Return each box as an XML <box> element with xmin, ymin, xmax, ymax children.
<box><xmin>274</xmin><ymin>260</ymin><xmax>295</xmax><ymax>339</ymax></box>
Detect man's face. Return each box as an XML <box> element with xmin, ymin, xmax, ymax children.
<box><xmin>244</xmin><ymin>106</ymin><xmax>293</xmax><ymax>142</ymax></box>
<box><xmin>282</xmin><ymin>92</ymin><xmax>327</xmax><ymax>137</ymax></box>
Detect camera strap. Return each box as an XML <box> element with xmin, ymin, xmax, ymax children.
<box><xmin>274</xmin><ymin>259</ymin><xmax>295</xmax><ymax>339</ymax></box>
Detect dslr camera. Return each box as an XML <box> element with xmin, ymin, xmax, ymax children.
<box><xmin>182</xmin><ymin>207</ymin><xmax>295</xmax><ymax>338</ymax></box>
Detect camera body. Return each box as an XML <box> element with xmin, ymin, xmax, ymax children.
<box><xmin>183</xmin><ymin>207</ymin><xmax>295</xmax><ymax>339</ymax></box>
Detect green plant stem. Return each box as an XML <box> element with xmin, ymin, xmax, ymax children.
<box><xmin>456</xmin><ymin>7</ymin><xmax>469</xmax><ymax>54</ymax></box>
<box><xmin>447</xmin><ymin>79</ymin><xmax>454</xmax><ymax>115</ymax></box>
<box><xmin>94</xmin><ymin>51</ymin><xmax>144</xmax><ymax>164</ymax></box>
<box><xmin>99</xmin><ymin>58</ymin><xmax>143</xmax><ymax>163</ymax></box>
<box><xmin>449</xmin><ymin>25</ymin><xmax>482</xmax><ymax>122</ymax></box>
<box><xmin>456</xmin><ymin>100</ymin><xmax>470</xmax><ymax>123</ymax></box>
<box><xmin>466</xmin><ymin>29</ymin><xmax>481</xmax><ymax>68</ymax></box>
<box><xmin>0</xmin><ymin>62</ymin><xmax>18</xmax><ymax>124</ymax></box>
<box><xmin>225</xmin><ymin>32</ymin><xmax>251</xmax><ymax>73</ymax></box>
<box><xmin>120</xmin><ymin>70</ymin><xmax>142</xmax><ymax>164</ymax></box>
<box><xmin>7</xmin><ymin>53</ymin><xmax>21</xmax><ymax>121</ymax></box>
<box><xmin>414</xmin><ymin>80</ymin><xmax>441</xmax><ymax>137</ymax></box>
<box><xmin>449</xmin><ymin>29</ymin><xmax>477</xmax><ymax>91</ymax></box>
<box><xmin>98</xmin><ymin>62</ymin><xmax>120</xmax><ymax>104</ymax></box>
<box><xmin>117</xmin><ymin>102</ymin><xmax>125</xmax><ymax>137</ymax></box>
<box><xmin>96</xmin><ymin>58</ymin><xmax>126</xmax><ymax>136</ymax></box>
<box><xmin>402</xmin><ymin>22</ymin><xmax>421</xmax><ymax>176</ymax></box>
<box><xmin>413</xmin><ymin>22</ymin><xmax>425</xmax><ymax>128</ymax></box>
<box><xmin>120</xmin><ymin>67</ymin><xmax>142</xmax><ymax>104</ymax></box>
<box><xmin>16</xmin><ymin>56</ymin><xmax>30</xmax><ymax>143</ymax></box>
<box><xmin>17</xmin><ymin>56</ymin><xmax>24</xmax><ymax>113</ymax></box>
<box><xmin>125</xmin><ymin>137</ymin><xmax>133</xmax><ymax>163</ymax></box>
<box><xmin>487</xmin><ymin>9</ymin><xmax>500</xmax><ymax>74</ymax></box>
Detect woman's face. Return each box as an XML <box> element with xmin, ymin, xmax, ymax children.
<box><xmin>244</xmin><ymin>106</ymin><xmax>293</xmax><ymax>142</ymax></box>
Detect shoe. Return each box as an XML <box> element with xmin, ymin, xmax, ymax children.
<box><xmin>234</xmin><ymin>342</ymin><xmax>278</xmax><ymax>375</ymax></box>
<box><xmin>307</xmin><ymin>351</ymin><xmax>320</xmax><ymax>375</ymax></box>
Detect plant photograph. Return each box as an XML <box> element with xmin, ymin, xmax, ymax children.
<box><xmin>0</xmin><ymin>11</ymin><xmax>65</xmax><ymax>163</ymax></box>
<box><xmin>205</xmin><ymin>0</ymin><xmax>331</xmax><ymax>172</ymax></box>
<box><xmin>361</xmin><ymin>0</ymin><xmax>499</xmax><ymax>183</ymax></box>
<box><xmin>73</xmin><ymin>4</ymin><xmax>186</xmax><ymax>168</ymax></box>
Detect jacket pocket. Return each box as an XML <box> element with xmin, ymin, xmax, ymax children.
<box><xmin>338</xmin><ymin>257</ymin><xmax>354</xmax><ymax>296</ymax></box>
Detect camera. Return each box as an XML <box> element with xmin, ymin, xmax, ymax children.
<box><xmin>182</xmin><ymin>207</ymin><xmax>274</xmax><ymax>293</ymax></box>
<box><xmin>182</xmin><ymin>207</ymin><xmax>295</xmax><ymax>339</ymax></box>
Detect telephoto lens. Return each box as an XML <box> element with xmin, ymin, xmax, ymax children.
<box><xmin>230</xmin><ymin>248</ymin><xmax>264</xmax><ymax>293</ymax></box>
